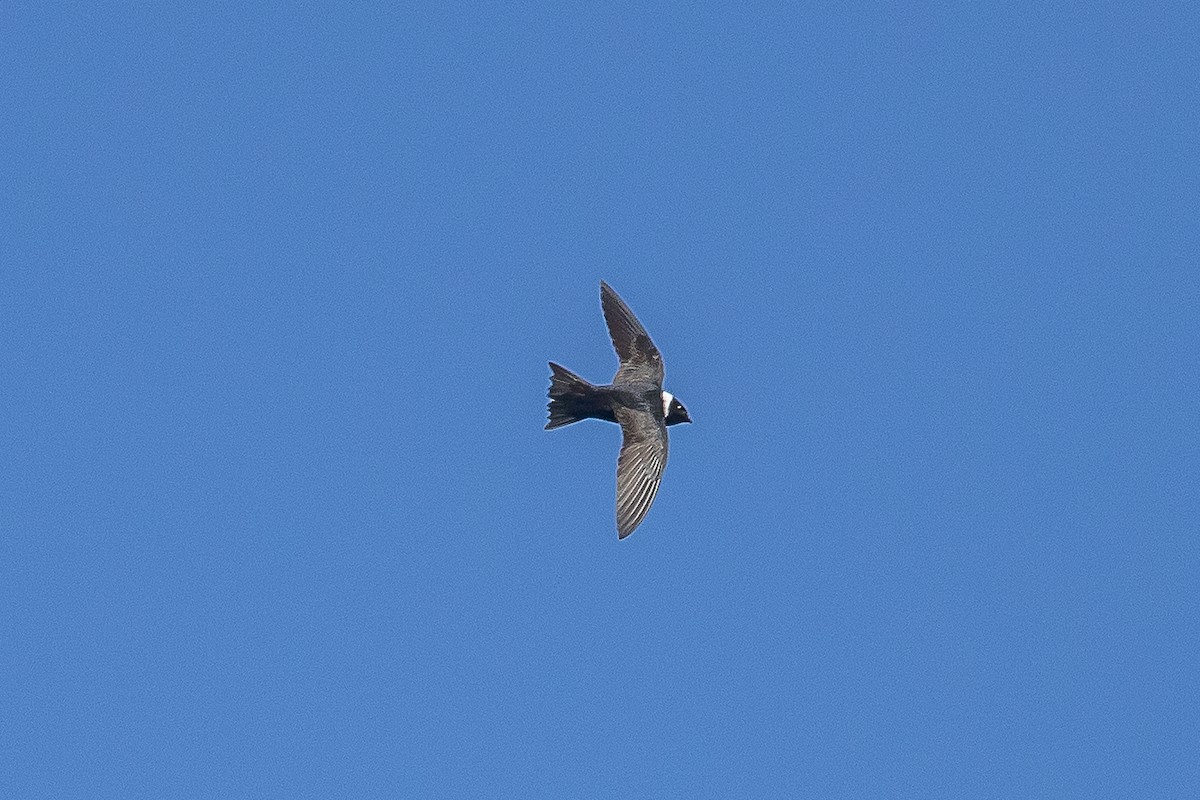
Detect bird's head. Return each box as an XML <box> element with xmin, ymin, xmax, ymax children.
<box><xmin>663</xmin><ymin>392</ymin><xmax>691</xmax><ymax>425</ymax></box>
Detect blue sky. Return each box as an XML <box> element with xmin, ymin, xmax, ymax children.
<box><xmin>3</xmin><ymin>3</ymin><xmax>1197</xmax><ymax>797</ymax></box>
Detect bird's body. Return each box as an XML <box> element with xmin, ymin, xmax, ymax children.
<box><xmin>546</xmin><ymin>281</ymin><xmax>690</xmax><ymax>539</ymax></box>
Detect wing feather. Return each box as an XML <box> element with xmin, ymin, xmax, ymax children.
<box><xmin>601</xmin><ymin>281</ymin><xmax>665</xmax><ymax>386</ymax></box>
<box><xmin>613</xmin><ymin>407</ymin><xmax>669</xmax><ymax>539</ymax></box>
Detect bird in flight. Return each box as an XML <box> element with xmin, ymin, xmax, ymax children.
<box><xmin>546</xmin><ymin>281</ymin><xmax>691</xmax><ymax>539</ymax></box>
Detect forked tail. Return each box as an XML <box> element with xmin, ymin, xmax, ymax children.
<box><xmin>545</xmin><ymin>362</ymin><xmax>596</xmax><ymax>430</ymax></box>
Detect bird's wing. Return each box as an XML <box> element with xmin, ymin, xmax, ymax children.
<box><xmin>601</xmin><ymin>281</ymin><xmax>665</xmax><ymax>386</ymax></box>
<box><xmin>613</xmin><ymin>406</ymin><xmax>669</xmax><ymax>539</ymax></box>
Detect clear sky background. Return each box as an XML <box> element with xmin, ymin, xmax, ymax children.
<box><xmin>3</xmin><ymin>3</ymin><xmax>1197</xmax><ymax>798</ymax></box>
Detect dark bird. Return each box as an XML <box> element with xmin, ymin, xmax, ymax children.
<box><xmin>546</xmin><ymin>281</ymin><xmax>691</xmax><ymax>539</ymax></box>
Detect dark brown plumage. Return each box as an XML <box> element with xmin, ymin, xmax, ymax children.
<box><xmin>545</xmin><ymin>281</ymin><xmax>691</xmax><ymax>539</ymax></box>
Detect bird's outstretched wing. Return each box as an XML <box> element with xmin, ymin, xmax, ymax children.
<box><xmin>613</xmin><ymin>406</ymin><xmax>669</xmax><ymax>539</ymax></box>
<box><xmin>601</xmin><ymin>281</ymin><xmax>664</xmax><ymax>386</ymax></box>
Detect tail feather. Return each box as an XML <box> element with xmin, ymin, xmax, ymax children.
<box><xmin>546</xmin><ymin>362</ymin><xmax>595</xmax><ymax>430</ymax></box>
